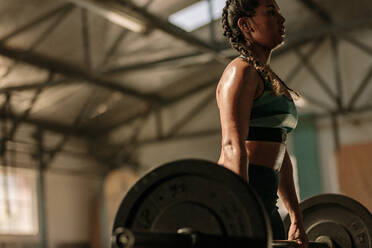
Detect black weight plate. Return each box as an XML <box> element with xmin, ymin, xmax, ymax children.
<box><xmin>284</xmin><ymin>194</ymin><xmax>372</xmax><ymax>248</ymax></box>
<box><xmin>113</xmin><ymin>159</ymin><xmax>271</xmax><ymax>248</ymax></box>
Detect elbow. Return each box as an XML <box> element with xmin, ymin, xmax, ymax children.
<box><xmin>222</xmin><ymin>139</ymin><xmax>245</xmax><ymax>158</ymax></box>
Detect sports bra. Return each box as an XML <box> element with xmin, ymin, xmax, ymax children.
<box><xmin>248</xmin><ymin>69</ymin><xmax>298</xmax><ymax>137</ymax></box>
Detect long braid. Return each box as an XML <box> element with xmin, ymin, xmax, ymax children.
<box><xmin>221</xmin><ymin>0</ymin><xmax>261</xmax><ymax>70</ymax></box>
<box><xmin>222</xmin><ymin>0</ymin><xmax>299</xmax><ymax>98</ymax></box>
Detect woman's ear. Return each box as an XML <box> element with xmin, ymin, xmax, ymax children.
<box><xmin>237</xmin><ymin>17</ymin><xmax>253</xmax><ymax>33</ymax></box>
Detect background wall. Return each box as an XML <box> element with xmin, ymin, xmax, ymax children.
<box><xmin>46</xmin><ymin>172</ymin><xmax>101</xmax><ymax>248</ymax></box>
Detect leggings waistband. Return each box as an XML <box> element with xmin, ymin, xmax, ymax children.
<box><xmin>247</xmin><ymin>127</ymin><xmax>287</xmax><ymax>143</ymax></box>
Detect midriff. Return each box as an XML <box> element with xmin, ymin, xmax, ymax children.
<box><xmin>218</xmin><ymin>140</ymin><xmax>286</xmax><ymax>171</ymax></box>
<box><xmin>245</xmin><ymin>140</ymin><xmax>286</xmax><ymax>171</ymax></box>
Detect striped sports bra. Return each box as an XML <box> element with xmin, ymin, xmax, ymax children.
<box><xmin>249</xmin><ymin>70</ymin><xmax>298</xmax><ymax>135</ymax></box>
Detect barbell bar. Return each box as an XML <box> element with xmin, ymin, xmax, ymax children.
<box><xmin>112</xmin><ymin>227</ymin><xmax>331</xmax><ymax>248</ymax></box>
<box><xmin>273</xmin><ymin>240</ymin><xmax>331</xmax><ymax>248</ymax></box>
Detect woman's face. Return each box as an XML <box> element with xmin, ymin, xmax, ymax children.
<box><xmin>243</xmin><ymin>0</ymin><xmax>286</xmax><ymax>49</ymax></box>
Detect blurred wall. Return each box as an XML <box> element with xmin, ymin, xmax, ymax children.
<box><xmin>46</xmin><ymin>172</ymin><xmax>101</xmax><ymax>248</ymax></box>
<box><xmin>317</xmin><ymin>113</ymin><xmax>372</xmax><ymax>195</ymax></box>
<box><xmin>0</xmin><ymin>124</ymin><xmax>102</xmax><ymax>248</ymax></box>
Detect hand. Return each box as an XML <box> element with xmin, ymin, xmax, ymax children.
<box><xmin>287</xmin><ymin>222</ymin><xmax>308</xmax><ymax>248</ymax></box>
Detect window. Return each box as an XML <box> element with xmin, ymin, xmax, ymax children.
<box><xmin>0</xmin><ymin>167</ymin><xmax>38</xmax><ymax>235</ymax></box>
<box><xmin>169</xmin><ymin>0</ymin><xmax>226</xmax><ymax>32</ymax></box>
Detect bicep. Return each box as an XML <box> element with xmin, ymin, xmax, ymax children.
<box><xmin>218</xmin><ymin>66</ymin><xmax>259</xmax><ymax>144</ymax></box>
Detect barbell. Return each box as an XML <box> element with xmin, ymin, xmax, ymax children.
<box><xmin>111</xmin><ymin>159</ymin><xmax>372</xmax><ymax>248</ymax></box>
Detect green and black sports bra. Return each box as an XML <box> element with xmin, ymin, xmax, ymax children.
<box><xmin>244</xmin><ymin>61</ymin><xmax>298</xmax><ymax>143</ymax></box>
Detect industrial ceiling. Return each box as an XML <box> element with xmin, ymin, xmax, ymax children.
<box><xmin>1</xmin><ymin>0</ymin><xmax>372</xmax><ymax>174</ymax></box>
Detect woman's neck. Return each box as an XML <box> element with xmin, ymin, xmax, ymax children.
<box><xmin>251</xmin><ymin>44</ymin><xmax>272</xmax><ymax>66</ymax></box>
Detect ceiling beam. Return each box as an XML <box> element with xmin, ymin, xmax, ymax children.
<box><xmin>100</xmin><ymin>77</ymin><xmax>219</xmax><ymax>133</ymax></box>
<box><xmin>67</xmin><ymin>0</ymin><xmax>149</xmax><ymax>33</ymax></box>
<box><xmin>102</xmin><ymin>15</ymin><xmax>372</xmax><ymax>74</ymax></box>
<box><xmin>0</xmin><ymin>44</ymin><xmax>163</xmax><ymax>103</ymax></box>
<box><xmin>0</xmin><ymin>110</ymin><xmax>95</xmax><ymax>138</ymax></box>
<box><xmin>339</xmin><ymin>33</ymin><xmax>372</xmax><ymax>56</ymax></box>
<box><xmin>297</xmin><ymin>0</ymin><xmax>333</xmax><ymax>23</ymax></box>
<box><xmin>0</xmin><ymin>4</ymin><xmax>74</xmax><ymax>42</ymax></box>
<box><xmin>104</xmin><ymin>51</ymin><xmax>204</xmax><ymax>74</ymax></box>
<box><xmin>0</xmin><ymin>78</ymin><xmax>73</xmax><ymax>93</ymax></box>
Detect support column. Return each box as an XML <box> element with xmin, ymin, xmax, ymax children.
<box><xmin>37</xmin><ymin>165</ymin><xmax>48</xmax><ymax>248</ymax></box>
<box><xmin>34</xmin><ymin>129</ymin><xmax>48</xmax><ymax>248</ymax></box>
<box><xmin>100</xmin><ymin>179</ymin><xmax>109</xmax><ymax>248</ymax></box>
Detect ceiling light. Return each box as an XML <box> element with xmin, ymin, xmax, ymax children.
<box><xmin>68</xmin><ymin>0</ymin><xmax>148</xmax><ymax>33</ymax></box>
<box><xmin>105</xmin><ymin>11</ymin><xmax>147</xmax><ymax>33</ymax></box>
<box><xmin>90</xmin><ymin>104</ymin><xmax>108</xmax><ymax>118</ymax></box>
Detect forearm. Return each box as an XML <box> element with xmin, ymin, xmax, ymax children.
<box><xmin>222</xmin><ymin>142</ymin><xmax>248</xmax><ymax>181</ymax></box>
<box><xmin>278</xmin><ymin>151</ymin><xmax>303</xmax><ymax>224</ymax></box>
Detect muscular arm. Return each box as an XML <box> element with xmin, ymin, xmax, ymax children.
<box><xmin>217</xmin><ymin>60</ymin><xmax>260</xmax><ymax>181</ymax></box>
<box><xmin>278</xmin><ymin>150</ymin><xmax>303</xmax><ymax>223</ymax></box>
<box><xmin>278</xmin><ymin>150</ymin><xmax>308</xmax><ymax>246</ymax></box>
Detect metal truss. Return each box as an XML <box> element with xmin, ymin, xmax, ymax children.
<box><xmin>295</xmin><ymin>0</ymin><xmax>372</xmax><ymax>151</ymax></box>
<box><xmin>97</xmin><ymin>86</ymin><xmax>218</xmax><ymax>168</ymax></box>
<box><xmin>103</xmin><ymin>15</ymin><xmax>372</xmax><ymax>75</ymax></box>
<box><xmin>0</xmin><ymin>0</ymin><xmax>164</xmax><ymax>139</ymax></box>
<box><xmin>101</xmin><ymin>77</ymin><xmax>218</xmax><ymax>132</ymax></box>
<box><xmin>1</xmin><ymin>0</ymin><xmax>372</xmax><ymax>169</ymax></box>
<box><xmin>0</xmin><ymin>0</ymin><xmax>164</xmax><ymax>173</ymax></box>
<box><xmin>0</xmin><ymin>45</ymin><xmax>163</xmax><ymax>102</ymax></box>
<box><xmin>297</xmin><ymin>0</ymin><xmax>333</xmax><ymax>23</ymax></box>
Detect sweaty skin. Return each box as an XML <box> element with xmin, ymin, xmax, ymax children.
<box><xmin>216</xmin><ymin>58</ymin><xmax>260</xmax><ymax>181</ymax></box>
<box><xmin>217</xmin><ymin>0</ymin><xmax>308</xmax><ymax>247</ymax></box>
<box><xmin>216</xmin><ymin>57</ymin><xmax>284</xmax><ymax>179</ymax></box>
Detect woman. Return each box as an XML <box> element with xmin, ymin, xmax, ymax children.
<box><xmin>216</xmin><ymin>0</ymin><xmax>309</xmax><ymax>247</ymax></box>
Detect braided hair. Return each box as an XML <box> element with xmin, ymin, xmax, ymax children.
<box><xmin>222</xmin><ymin>0</ymin><xmax>299</xmax><ymax>97</ymax></box>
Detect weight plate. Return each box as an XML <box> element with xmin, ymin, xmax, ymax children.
<box><xmin>284</xmin><ymin>194</ymin><xmax>372</xmax><ymax>248</ymax></box>
<box><xmin>113</xmin><ymin>159</ymin><xmax>271</xmax><ymax>248</ymax></box>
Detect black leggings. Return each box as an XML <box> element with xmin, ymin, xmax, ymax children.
<box><xmin>248</xmin><ymin>164</ymin><xmax>286</xmax><ymax>240</ymax></box>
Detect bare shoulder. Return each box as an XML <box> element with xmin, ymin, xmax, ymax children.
<box><xmin>217</xmin><ymin>57</ymin><xmax>261</xmax><ymax>95</ymax></box>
